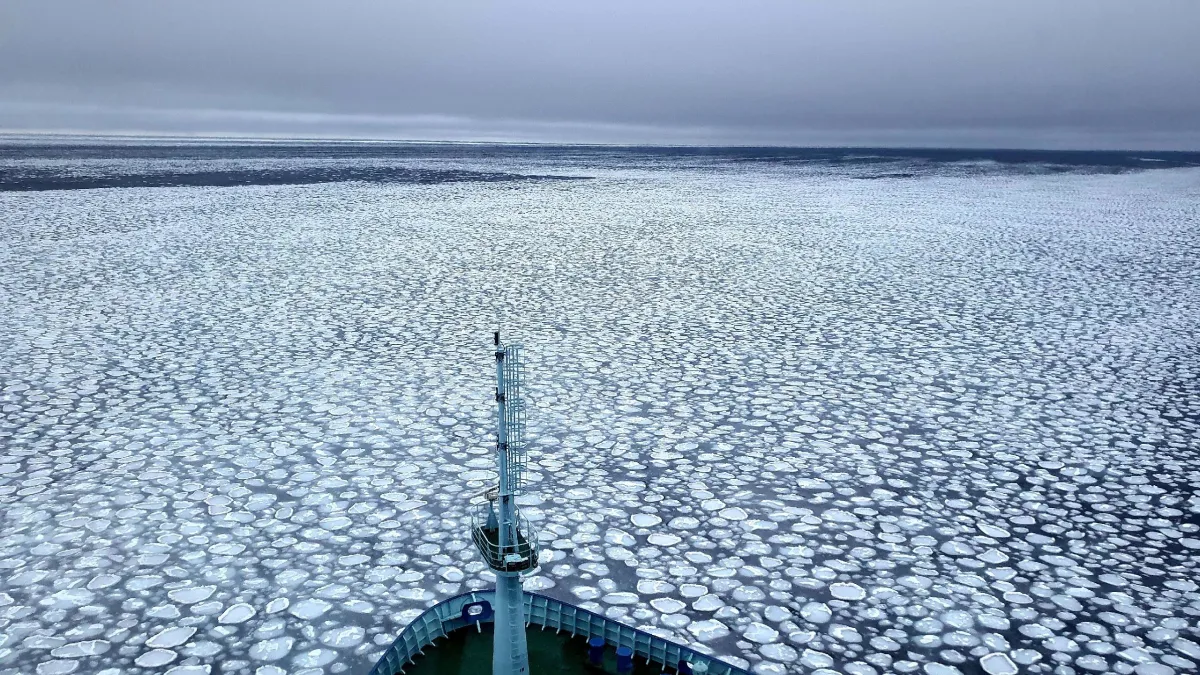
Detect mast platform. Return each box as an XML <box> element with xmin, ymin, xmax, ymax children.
<box><xmin>471</xmin><ymin>522</ymin><xmax>538</xmax><ymax>572</ymax></box>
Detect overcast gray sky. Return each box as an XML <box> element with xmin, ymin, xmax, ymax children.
<box><xmin>2</xmin><ymin>1</ymin><xmax>1198</xmax><ymax>148</ymax></box>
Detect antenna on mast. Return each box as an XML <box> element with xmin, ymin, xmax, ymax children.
<box><xmin>472</xmin><ymin>332</ymin><xmax>538</xmax><ymax>675</ymax></box>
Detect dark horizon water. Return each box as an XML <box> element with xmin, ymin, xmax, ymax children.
<box><xmin>3</xmin><ymin>141</ymin><xmax>1200</xmax><ymax>191</ymax></box>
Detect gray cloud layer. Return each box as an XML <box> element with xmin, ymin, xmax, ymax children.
<box><xmin>2</xmin><ymin>1</ymin><xmax>1198</xmax><ymax>147</ymax></box>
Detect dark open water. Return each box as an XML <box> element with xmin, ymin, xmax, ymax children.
<box><xmin>3</xmin><ymin>141</ymin><xmax>1199</xmax><ymax>191</ymax></box>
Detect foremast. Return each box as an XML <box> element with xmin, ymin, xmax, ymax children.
<box><xmin>471</xmin><ymin>332</ymin><xmax>539</xmax><ymax>675</ymax></box>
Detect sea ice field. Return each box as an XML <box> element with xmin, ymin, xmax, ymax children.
<box><xmin>1</xmin><ymin>142</ymin><xmax>1199</xmax><ymax>675</ymax></box>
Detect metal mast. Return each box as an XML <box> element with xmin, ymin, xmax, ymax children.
<box><xmin>471</xmin><ymin>332</ymin><xmax>538</xmax><ymax>675</ymax></box>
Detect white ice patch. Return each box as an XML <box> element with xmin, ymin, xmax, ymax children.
<box><xmin>980</xmin><ymin>653</ymin><xmax>1018</xmax><ymax>675</ymax></box>
<box><xmin>631</xmin><ymin>514</ymin><xmax>662</xmax><ymax>527</ymax></box>
<box><xmin>800</xmin><ymin>602</ymin><xmax>832</xmax><ymax>623</ymax></box>
<box><xmin>250</xmin><ymin>637</ymin><xmax>294</xmax><ymax>661</ymax></box>
<box><xmin>743</xmin><ymin>623</ymin><xmax>779</xmax><ymax>644</ymax></box>
<box><xmin>687</xmin><ymin>619</ymin><xmax>730</xmax><ymax>642</ymax></box>
<box><xmin>288</xmin><ymin>598</ymin><xmax>332</xmax><ymax>619</ymax></box>
<box><xmin>829</xmin><ymin>582</ymin><xmax>865</xmax><ymax>601</ymax></box>
<box><xmin>146</xmin><ymin>627</ymin><xmax>196</xmax><ymax>649</ymax></box>
<box><xmin>217</xmin><ymin>603</ymin><xmax>256</xmax><ymax>624</ymax></box>
<box><xmin>135</xmin><ymin>649</ymin><xmax>178</xmax><ymax>667</ymax></box>
<box><xmin>167</xmin><ymin>585</ymin><xmax>216</xmax><ymax>604</ymax></box>
<box><xmin>320</xmin><ymin>626</ymin><xmax>365</xmax><ymax>648</ymax></box>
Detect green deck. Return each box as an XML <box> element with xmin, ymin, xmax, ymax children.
<box><xmin>403</xmin><ymin>623</ymin><xmax>671</xmax><ymax>675</ymax></box>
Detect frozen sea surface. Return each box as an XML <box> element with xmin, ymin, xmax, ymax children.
<box><xmin>1</xmin><ymin>144</ymin><xmax>1199</xmax><ymax>675</ymax></box>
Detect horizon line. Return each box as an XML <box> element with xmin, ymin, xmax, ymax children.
<box><xmin>3</xmin><ymin>129</ymin><xmax>1200</xmax><ymax>155</ymax></box>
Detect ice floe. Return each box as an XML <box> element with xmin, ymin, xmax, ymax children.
<box><xmin>1</xmin><ymin>147</ymin><xmax>1198</xmax><ymax>675</ymax></box>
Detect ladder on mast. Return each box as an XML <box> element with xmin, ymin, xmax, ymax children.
<box><xmin>471</xmin><ymin>332</ymin><xmax>539</xmax><ymax>675</ymax></box>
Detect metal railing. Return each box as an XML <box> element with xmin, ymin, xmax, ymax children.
<box><xmin>367</xmin><ymin>590</ymin><xmax>750</xmax><ymax>675</ymax></box>
<box><xmin>469</xmin><ymin>501</ymin><xmax>539</xmax><ymax>572</ymax></box>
